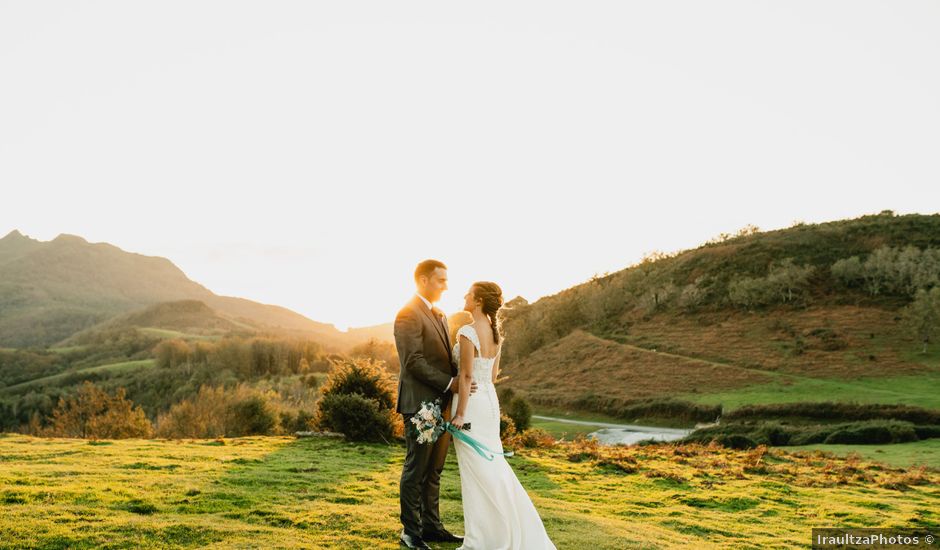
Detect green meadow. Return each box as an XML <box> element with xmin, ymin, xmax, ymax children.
<box><xmin>787</xmin><ymin>439</ymin><xmax>940</xmax><ymax>470</ymax></box>
<box><xmin>0</xmin><ymin>359</ymin><xmax>156</xmax><ymax>395</ymax></box>
<box><xmin>1</xmin><ymin>433</ymin><xmax>937</xmax><ymax>549</ymax></box>
<box><xmin>679</xmin><ymin>369</ymin><xmax>940</xmax><ymax>412</ymax></box>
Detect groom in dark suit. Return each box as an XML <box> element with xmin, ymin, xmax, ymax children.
<box><xmin>395</xmin><ymin>259</ymin><xmax>477</xmax><ymax>549</ymax></box>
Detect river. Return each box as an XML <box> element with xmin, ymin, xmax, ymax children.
<box><xmin>532</xmin><ymin>415</ymin><xmax>694</xmax><ymax>445</ymax></box>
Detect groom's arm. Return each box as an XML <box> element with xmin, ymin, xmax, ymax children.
<box><xmin>394</xmin><ymin>307</ymin><xmax>453</xmax><ymax>393</ymax></box>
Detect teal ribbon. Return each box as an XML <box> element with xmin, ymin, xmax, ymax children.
<box><xmin>445</xmin><ymin>422</ymin><xmax>514</xmax><ymax>461</ymax></box>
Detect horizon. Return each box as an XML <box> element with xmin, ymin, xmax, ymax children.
<box><xmin>3</xmin><ymin>208</ymin><xmax>934</xmax><ymax>330</ymax></box>
<box><xmin>2</xmin><ymin>2</ymin><xmax>939</xmax><ymax>328</ymax></box>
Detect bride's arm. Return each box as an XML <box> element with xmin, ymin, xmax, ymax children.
<box><xmin>451</xmin><ymin>334</ymin><xmax>475</xmax><ymax>428</ymax></box>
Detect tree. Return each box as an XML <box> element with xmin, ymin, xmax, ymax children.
<box><xmin>904</xmin><ymin>287</ymin><xmax>940</xmax><ymax>354</ymax></box>
<box><xmin>154</xmin><ymin>339</ymin><xmax>191</xmax><ymax>369</ymax></box>
<box><xmin>831</xmin><ymin>256</ymin><xmax>864</xmax><ymax>287</ymax></box>
<box><xmin>44</xmin><ymin>381</ymin><xmax>153</xmax><ymax>439</ymax></box>
<box><xmin>348</xmin><ymin>338</ymin><xmax>399</xmax><ymax>373</ymax></box>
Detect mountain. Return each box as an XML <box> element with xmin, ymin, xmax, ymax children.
<box><xmin>0</xmin><ymin>230</ymin><xmax>390</xmax><ymax>349</ymax></box>
<box><xmin>498</xmin><ymin>211</ymin><xmax>940</xmax><ymax>416</ymax></box>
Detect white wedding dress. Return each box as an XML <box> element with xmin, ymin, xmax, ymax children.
<box><xmin>450</xmin><ymin>324</ymin><xmax>556</xmax><ymax>550</ymax></box>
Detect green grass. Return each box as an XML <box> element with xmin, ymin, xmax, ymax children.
<box><xmin>787</xmin><ymin>439</ymin><xmax>940</xmax><ymax>470</ymax></box>
<box><xmin>48</xmin><ymin>345</ymin><xmax>86</xmax><ymax>354</ymax></box>
<box><xmin>679</xmin><ymin>370</ymin><xmax>940</xmax><ymax>412</ymax></box>
<box><xmin>0</xmin><ymin>433</ymin><xmax>937</xmax><ymax>549</ymax></box>
<box><xmin>137</xmin><ymin>327</ymin><xmax>224</xmax><ymax>341</ymax></box>
<box><xmin>0</xmin><ymin>359</ymin><xmax>155</xmax><ymax>394</ymax></box>
<box><xmin>138</xmin><ymin>327</ymin><xmax>190</xmax><ymax>339</ymax></box>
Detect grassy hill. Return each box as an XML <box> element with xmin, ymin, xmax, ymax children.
<box><xmin>58</xmin><ymin>300</ymin><xmax>261</xmax><ymax>347</ymax></box>
<box><xmin>498</xmin><ymin>212</ymin><xmax>940</xmax><ymax>420</ymax></box>
<box><xmin>0</xmin><ymin>230</ymin><xmax>391</xmax><ymax>350</ymax></box>
<box><xmin>0</xmin><ymin>433</ymin><xmax>936</xmax><ymax>549</ymax></box>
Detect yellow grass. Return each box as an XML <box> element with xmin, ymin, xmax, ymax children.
<box><xmin>1</xmin><ymin>433</ymin><xmax>937</xmax><ymax>549</ymax></box>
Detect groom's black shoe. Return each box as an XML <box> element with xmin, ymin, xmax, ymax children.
<box><xmin>422</xmin><ymin>529</ymin><xmax>464</xmax><ymax>543</ymax></box>
<box><xmin>400</xmin><ymin>532</ymin><xmax>432</xmax><ymax>550</ymax></box>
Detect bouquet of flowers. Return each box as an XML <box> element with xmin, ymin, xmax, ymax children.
<box><xmin>410</xmin><ymin>398</ymin><xmax>511</xmax><ymax>461</ymax></box>
<box><xmin>410</xmin><ymin>399</ymin><xmax>450</xmax><ymax>444</ymax></box>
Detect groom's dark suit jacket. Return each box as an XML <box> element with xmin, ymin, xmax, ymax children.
<box><xmin>394</xmin><ymin>295</ymin><xmax>456</xmax><ymax>415</ymax></box>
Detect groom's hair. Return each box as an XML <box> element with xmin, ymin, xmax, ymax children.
<box><xmin>414</xmin><ymin>259</ymin><xmax>447</xmax><ymax>282</ymax></box>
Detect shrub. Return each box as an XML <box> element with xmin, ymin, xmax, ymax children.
<box><xmin>303</xmin><ymin>374</ymin><xmax>320</xmax><ymax>389</ymax></box>
<box><xmin>725</xmin><ymin>402</ymin><xmax>940</xmax><ymax>425</ymax></box>
<box><xmin>914</xmin><ymin>425</ymin><xmax>940</xmax><ymax>439</ymax></box>
<box><xmin>572</xmin><ymin>395</ymin><xmax>721</xmax><ymax>424</ymax></box>
<box><xmin>315</xmin><ymin>358</ymin><xmax>400</xmax><ymax>442</ymax></box>
<box><xmin>822</xmin><ymin>421</ymin><xmax>919</xmax><ymax>445</ymax></box>
<box><xmin>505</xmin><ymin>396</ymin><xmax>533</xmax><ymax>432</ymax></box>
<box><xmin>716</xmin><ymin>434</ymin><xmax>757</xmax><ymax>450</ymax></box>
<box><xmin>226</xmin><ymin>396</ymin><xmax>277</xmax><ymax>436</ymax></box>
<box><xmin>319</xmin><ymin>358</ymin><xmax>396</xmax><ymax>410</ymax></box>
<box><xmin>498</xmin><ymin>387</ymin><xmax>516</xmax><ymax>404</ymax></box>
<box><xmin>684</xmin><ymin>418</ymin><xmax>938</xmax><ymax>448</ymax></box>
<box><xmin>41</xmin><ymin>381</ymin><xmax>153</xmax><ymax>439</ymax></box>
<box><xmin>499</xmin><ymin>413</ymin><xmax>516</xmax><ymax>443</ymax></box>
<box><xmin>290</xmin><ymin>409</ymin><xmax>316</xmax><ymax>432</ymax></box>
<box><xmin>754</xmin><ymin>422</ymin><xmax>791</xmax><ymax>446</ymax></box>
<box><xmin>317</xmin><ymin>393</ymin><xmax>395</xmax><ymax>443</ymax></box>
<box><xmin>509</xmin><ymin>428</ymin><xmax>556</xmax><ymax>449</ymax></box>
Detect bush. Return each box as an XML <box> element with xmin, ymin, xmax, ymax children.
<box><xmin>226</xmin><ymin>396</ymin><xmax>277</xmax><ymax>436</ymax></box>
<box><xmin>823</xmin><ymin>421</ymin><xmax>919</xmax><ymax>445</ymax></box>
<box><xmin>684</xmin><ymin>418</ymin><xmax>938</xmax><ymax>448</ymax></box>
<box><xmin>505</xmin><ymin>396</ymin><xmax>533</xmax><ymax>432</ymax></box>
<box><xmin>498</xmin><ymin>387</ymin><xmax>516</xmax><ymax>404</ymax></box>
<box><xmin>914</xmin><ymin>425</ymin><xmax>940</xmax><ymax>439</ymax></box>
<box><xmin>40</xmin><ymin>381</ymin><xmax>153</xmax><ymax>439</ymax></box>
<box><xmin>755</xmin><ymin>422</ymin><xmax>791</xmax><ymax>446</ymax></box>
<box><xmin>572</xmin><ymin>395</ymin><xmax>721</xmax><ymax>424</ymax></box>
<box><xmin>155</xmin><ymin>383</ymin><xmax>284</xmax><ymax>439</ymax></box>
<box><xmin>317</xmin><ymin>393</ymin><xmax>395</xmax><ymax>443</ymax></box>
<box><xmin>509</xmin><ymin>428</ymin><xmax>556</xmax><ymax>449</ymax></box>
<box><xmin>277</xmin><ymin>409</ymin><xmax>317</xmax><ymax>433</ymax></box>
<box><xmin>716</xmin><ymin>434</ymin><xmax>757</xmax><ymax>449</ymax></box>
<box><xmin>315</xmin><ymin>358</ymin><xmax>400</xmax><ymax>442</ymax></box>
<box><xmin>303</xmin><ymin>374</ymin><xmax>320</xmax><ymax>389</ymax></box>
<box><xmin>725</xmin><ymin>401</ymin><xmax>940</xmax><ymax>425</ymax></box>
<box><xmin>499</xmin><ymin>414</ymin><xmax>517</xmax><ymax>443</ymax></box>
<box><xmin>319</xmin><ymin>358</ymin><xmax>396</xmax><ymax>410</ymax></box>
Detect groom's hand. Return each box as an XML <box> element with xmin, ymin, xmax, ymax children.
<box><xmin>451</xmin><ymin>378</ymin><xmax>478</xmax><ymax>395</ymax></box>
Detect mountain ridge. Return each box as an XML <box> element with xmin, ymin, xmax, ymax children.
<box><xmin>0</xmin><ymin>230</ymin><xmax>390</xmax><ymax>349</ymax></box>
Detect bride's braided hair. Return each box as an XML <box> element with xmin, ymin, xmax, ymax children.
<box><xmin>472</xmin><ymin>281</ymin><xmax>504</xmax><ymax>345</ymax></box>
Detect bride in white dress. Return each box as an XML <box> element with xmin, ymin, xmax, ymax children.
<box><xmin>448</xmin><ymin>281</ymin><xmax>556</xmax><ymax>550</ymax></box>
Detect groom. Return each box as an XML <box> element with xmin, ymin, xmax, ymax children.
<box><xmin>394</xmin><ymin>259</ymin><xmax>477</xmax><ymax>549</ymax></box>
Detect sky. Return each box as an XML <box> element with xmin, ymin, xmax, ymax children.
<box><xmin>2</xmin><ymin>1</ymin><xmax>939</xmax><ymax>329</ymax></box>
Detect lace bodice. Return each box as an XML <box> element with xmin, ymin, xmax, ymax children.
<box><xmin>452</xmin><ymin>324</ymin><xmax>497</xmax><ymax>384</ymax></box>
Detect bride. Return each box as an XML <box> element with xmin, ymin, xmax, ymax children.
<box><xmin>448</xmin><ymin>281</ymin><xmax>556</xmax><ymax>550</ymax></box>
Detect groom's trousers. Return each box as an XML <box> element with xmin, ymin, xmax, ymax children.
<box><xmin>400</xmin><ymin>410</ymin><xmax>453</xmax><ymax>538</ymax></box>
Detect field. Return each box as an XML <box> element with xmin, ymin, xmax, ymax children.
<box><xmin>0</xmin><ymin>359</ymin><xmax>156</xmax><ymax>395</ymax></box>
<box><xmin>680</xmin><ymin>370</ymin><xmax>940</xmax><ymax>411</ymax></box>
<box><xmin>504</xmin><ymin>305</ymin><xmax>940</xmax><ymax>410</ymax></box>
<box><xmin>1</xmin><ymin>433</ymin><xmax>937</xmax><ymax>549</ymax></box>
<box><xmin>787</xmin><ymin>439</ymin><xmax>940</xmax><ymax>470</ymax></box>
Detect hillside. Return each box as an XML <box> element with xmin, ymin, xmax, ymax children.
<box><xmin>0</xmin><ymin>230</ymin><xmax>390</xmax><ymax>350</ymax></box>
<box><xmin>499</xmin><ymin>212</ymin><xmax>940</xmax><ymax>417</ymax></box>
<box><xmin>0</xmin><ymin>434</ymin><xmax>935</xmax><ymax>549</ymax></box>
<box><xmin>58</xmin><ymin>300</ymin><xmax>261</xmax><ymax>346</ymax></box>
